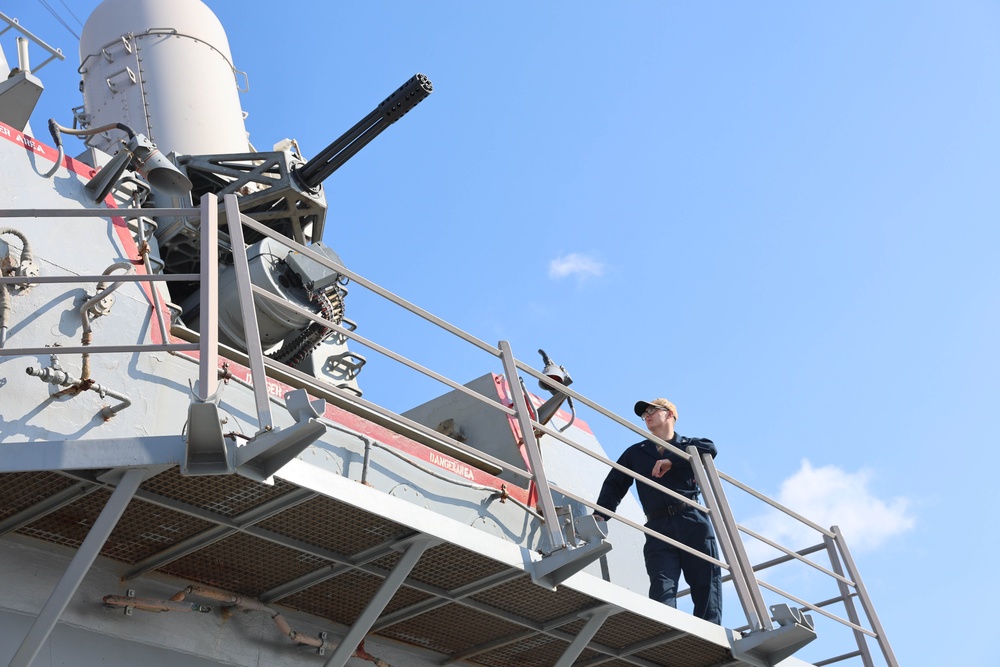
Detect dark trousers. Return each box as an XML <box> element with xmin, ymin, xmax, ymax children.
<box><xmin>643</xmin><ymin>510</ymin><xmax>723</xmax><ymax>624</ymax></box>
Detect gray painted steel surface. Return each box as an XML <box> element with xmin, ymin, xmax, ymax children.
<box><xmin>79</xmin><ymin>0</ymin><xmax>249</xmax><ymax>157</ymax></box>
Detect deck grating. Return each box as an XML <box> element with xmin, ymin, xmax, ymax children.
<box><xmin>0</xmin><ymin>472</ymin><xmax>76</xmax><ymax>522</ymax></box>
<box><xmin>12</xmin><ymin>489</ymin><xmax>214</xmax><ymax>563</ymax></box>
<box><xmin>472</xmin><ymin>633</ymin><xmax>584</xmax><ymax>667</ymax></box>
<box><xmin>469</xmin><ymin>573</ymin><xmax>597</xmax><ymax>624</ymax></box>
<box><xmin>592</xmin><ymin>610</ymin><xmax>679</xmax><ymax>649</ymax></box>
<box><xmin>0</xmin><ymin>470</ymin><xmax>738</xmax><ymax>667</ymax></box>
<box><xmin>141</xmin><ymin>467</ymin><xmax>296</xmax><ymax>517</ymax></box>
<box><xmin>281</xmin><ymin>570</ymin><xmax>431</xmax><ymax>625</ymax></box>
<box><xmin>379</xmin><ymin>601</ymin><xmax>528</xmax><ymax>655</ymax></box>
<box><xmin>634</xmin><ymin>634</ymin><xmax>732</xmax><ymax>667</ymax></box>
<box><xmin>404</xmin><ymin>542</ymin><xmax>512</xmax><ymax>591</ymax></box>
<box><xmin>157</xmin><ymin>531</ymin><xmax>326</xmax><ymax>596</ymax></box>
<box><xmin>257</xmin><ymin>493</ymin><xmax>412</xmax><ymax>557</ymax></box>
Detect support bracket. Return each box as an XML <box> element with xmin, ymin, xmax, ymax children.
<box><xmin>732</xmin><ymin>603</ymin><xmax>817</xmax><ymax>666</ymax></box>
<box><xmin>236</xmin><ymin>388</ymin><xmax>327</xmax><ymax>483</ymax></box>
<box><xmin>527</xmin><ymin>514</ymin><xmax>612</xmax><ymax>590</ymax></box>
<box><xmin>183</xmin><ymin>391</ymin><xmax>234</xmax><ymax>476</ymax></box>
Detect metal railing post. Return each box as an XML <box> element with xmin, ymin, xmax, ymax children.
<box><xmin>197</xmin><ymin>193</ymin><xmax>219</xmax><ymax>400</ymax></box>
<box><xmin>223</xmin><ymin>194</ymin><xmax>273</xmax><ymax>432</ymax></box>
<box><xmin>498</xmin><ymin>340</ymin><xmax>566</xmax><ymax>552</ymax></box>
<box><xmin>688</xmin><ymin>447</ymin><xmax>771</xmax><ymax>632</ymax></box>
<box><xmin>830</xmin><ymin>526</ymin><xmax>899</xmax><ymax>667</ymax></box>
<box><xmin>822</xmin><ymin>533</ymin><xmax>876</xmax><ymax>667</ymax></box>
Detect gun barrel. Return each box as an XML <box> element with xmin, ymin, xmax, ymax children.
<box><xmin>295</xmin><ymin>73</ymin><xmax>433</xmax><ymax>189</ymax></box>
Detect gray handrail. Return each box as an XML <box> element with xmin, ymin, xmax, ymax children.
<box><xmin>216</xmin><ymin>194</ymin><xmax>897</xmax><ymax>665</ymax></box>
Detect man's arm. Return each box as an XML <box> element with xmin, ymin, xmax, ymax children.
<box><xmin>688</xmin><ymin>437</ymin><xmax>717</xmax><ymax>458</ymax></box>
<box><xmin>653</xmin><ymin>437</ymin><xmax>715</xmax><ymax>477</ymax></box>
<box><xmin>593</xmin><ymin>448</ymin><xmax>636</xmax><ymax>520</ymax></box>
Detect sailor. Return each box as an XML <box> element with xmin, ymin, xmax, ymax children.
<box><xmin>593</xmin><ymin>398</ymin><xmax>722</xmax><ymax>623</ymax></box>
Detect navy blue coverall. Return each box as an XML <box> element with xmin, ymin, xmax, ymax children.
<box><xmin>595</xmin><ymin>434</ymin><xmax>723</xmax><ymax>623</ymax></box>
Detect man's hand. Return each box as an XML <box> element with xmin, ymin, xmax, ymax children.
<box><xmin>652</xmin><ymin>458</ymin><xmax>672</xmax><ymax>478</ymax></box>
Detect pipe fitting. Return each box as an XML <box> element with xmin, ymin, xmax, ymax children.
<box><xmin>0</xmin><ymin>228</ymin><xmax>35</xmax><ymax>276</ymax></box>
<box><xmin>79</xmin><ymin>262</ymin><xmax>135</xmax><ymax>381</ymax></box>
<box><xmin>26</xmin><ymin>363</ymin><xmax>132</xmax><ymax>419</ymax></box>
<box><xmin>25</xmin><ymin>365</ymin><xmax>74</xmax><ymax>387</ymax></box>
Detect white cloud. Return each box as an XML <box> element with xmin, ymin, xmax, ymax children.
<box><xmin>742</xmin><ymin>460</ymin><xmax>915</xmax><ymax>556</ymax></box>
<box><xmin>548</xmin><ymin>253</ymin><xmax>605</xmax><ymax>280</ymax></box>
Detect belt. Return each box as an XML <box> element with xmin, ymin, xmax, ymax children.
<box><xmin>645</xmin><ymin>504</ymin><xmax>691</xmax><ymax>521</ymax></box>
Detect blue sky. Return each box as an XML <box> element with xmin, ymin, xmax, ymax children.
<box><xmin>8</xmin><ymin>1</ymin><xmax>1000</xmax><ymax>664</ymax></box>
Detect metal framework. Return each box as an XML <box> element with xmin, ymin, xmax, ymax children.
<box><xmin>0</xmin><ymin>11</ymin><xmax>66</xmax><ymax>73</ymax></box>
<box><xmin>0</xmin><ymin>195</ymin><xmax>898</xmax><ymax>667</ymax></box>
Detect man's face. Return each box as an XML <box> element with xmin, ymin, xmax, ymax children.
<box><xmin>642</xmin><ymin>405</ymin><xmax>673</xmax><ymax>430</ymax></box>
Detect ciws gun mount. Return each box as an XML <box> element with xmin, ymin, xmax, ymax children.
<box><xmin>294</xmin><ymin>73</ymin><xmax>433</xmax><ymax>189</ymax></box>
<box><xmin>156</xmin><ymin>74</ymin><xmax>432</xmax><ymax>391</ymax></box>
<box><xmin>158</xmin><ymin>74</ymin><xmax>434</xmax><ymax>279</ymax></box>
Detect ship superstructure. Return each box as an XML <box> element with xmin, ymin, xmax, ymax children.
<box><xmin>0</xmin><ymin>3</ymin><xmax>898</xmax><ymax>666</ymax></box>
